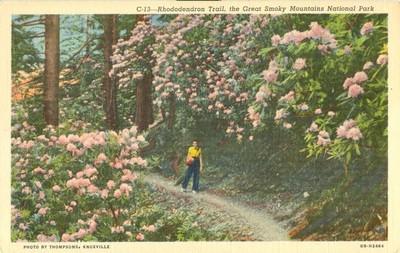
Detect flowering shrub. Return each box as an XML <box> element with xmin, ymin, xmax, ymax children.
<box><xmin>111</xmin><ymin>14</ymin><xmax>387</xmax><ymax>176</ymax></box>
<box><xmin>11</xmin><ymin>117</ymin><xmax>153</xmax><ymax>241</ymax></box>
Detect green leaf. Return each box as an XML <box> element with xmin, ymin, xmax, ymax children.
<box><xmin>258</xmin><ymin>47</ymin><xmax>277</xmax><ymax>57</ymax></box>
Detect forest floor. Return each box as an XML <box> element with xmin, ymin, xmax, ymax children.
<box><xmin>142</xmin><ymin>172</ymin><xmax>290</xmax><ymax>241</ymax></box>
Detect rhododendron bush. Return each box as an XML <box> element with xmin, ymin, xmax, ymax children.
<box><xmin>11</xmin><ymin>115</ymin><xmax>152</xmax><ymax>241</ymax></box>
<box><xmin>110</xmin><ymin>14</ymin><xmax>387</xmax><ymax>175</ymax></box>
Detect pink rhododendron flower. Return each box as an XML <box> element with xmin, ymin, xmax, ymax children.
<box><xmin>52</xmin><ymin>185</ymin><xmax>61</xmax><ymax>192</ymax></box>
<box><xmin>363</xmin><ymin>61</ymin><xmax>374</xmax><ymax>70</ymax></box>
<box><xmin>336</xmin><ymin>119</ymin><xmax>363</xmax><ymax>141</ymax></box>
<box><xmin>283</xmin><ymin>122</ymin><xmax>292</xmax><ymax>129</ymax></box>
<box><xmin>352</xmin><ymin>71</ymin><xmax>368</xmax><ymax>83</ymax></box>
<box><xmin>342</xmin><ymin>77</ymin><xmax>354</xmax><ymax>89</ymax></box>
<box><xmin>376</xmin><ymin>54</ymin><xmax>388</xmax><ymax>65</ymax></box>
<box><xmin>111</xmin><ymin>226</ymin><xmax>124</xmax><ymax>233</ymax></box>
<box><xmin>317</xmin><ymin>131</ymin><xmax>331</xmax><ymax>146</ymax></box>
<box><xmin>308</xmin><ymin>122</ymin><xmax>319</xmax><ymax>132</ymax></box>
<box><xmin>38</xmin><ymin>207</ymin><xmax>48</xmax><ymax>216</ymax></box>
<box><xmin>360</xmin><ymin>21</ymin><xmax>373</xmax><ymax>35</ymax></box>
<box><xmin>88</xmin><ymin>220</ymin><xmax>97</xmax><ymax>233</ymax></box>
<box><xmin>87</xmin><ymin>184</ymin><xmax>99</xmax><ymax>193</ymax></box>
<box><xmin>34</xmin><ymin>181</ymin><xmax>42</xmax><ymax>188</ymax></box>
<box><xmin>348</xmin><ymin>84</ymin><xmax>364</xmax><ymax>98</ymax></box>
<box><xmin>293</xmin><ymin>58</ymin><xmax>306</xmax><ymax>70</ymax></box>
<box><xmin>107</xmin><ymin>180</ymin><xmax>115</xmax><ymax>189</ymax></box>
<box><xmin>114</xmin><ymin>189</ymin><xmax>122</xmax><ymax>198</ymax></box>
<box><xmin>279</xmin><ymin>91</ymin><xmax>295</xmax><ymax>103</ymax></box>
<box><xmin>262</xmin><ymin>69</ymin><xmax>278</xmax><ymax>83</ymax></box>
<box><xmin>100</xmin><ymin>189</ymin><xmax>109</xmax><ymax>199</ymax></box>
<box><xmin>58</xmin><ymin>135</ymin><xmax>69</xmax><ymax>145</ymax></box>
<box><xmin>271</xmin><ymin>34</ymin><xmax>281</xmax><ymax>46</ymax></box>
<box><xmin>346</xmin><ymin>127</ymin><xmax>363</xmax><ymax>141</ymax></box>
<box><xmin>136</xmin><ymin>232</ymin><xmax>145</xmax><ymax>241</ymax></box>
<box><xmin>143</xmin><ymin>224</ymin><xmax>156</xmax><ymax>232</ymax></box>
<box><xmin>61</xmin><ymin>233</ymin><xmax>71</xmax><ymax>242</ymax></box>
<box><xmin>298</xmin><ymin>103</ymin><xmax>309</xmax><ymax>111</ymax></box>
<box><xmin>274</xmin><ymin>108</ymin><xmax>288</xmax><ymax>120</ymax></box>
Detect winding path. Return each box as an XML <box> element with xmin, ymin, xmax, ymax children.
<box><xmin>142</xmin><ymin>173</ymin><xmax>289</xmax><ymax>241</ymax></box>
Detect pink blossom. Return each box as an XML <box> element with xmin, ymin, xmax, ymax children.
<box><xmin>136</xmin><ymin>232</ymin><xmax>145</xmax><ymax>241</ymax></box>
<box><xmin>342</xmin><ymin>77</ymin><xmax>354</xmax><ymax>89</ymax></box>
<box><xmin>314</xmin><ymin>108</ymin><xmax>322</xmax><ymax>115</ymax></box>
<box><xmin>143</xmin><ymin>224</ymin><xmax>156</xmax><ymax>232</ymax></box>
<box><xmin>74</xmin><ymin>228</ymin><xmax>87</xmax><ymax>239</ymax></box>
<box><xmin>34</xmin><ymin>181</ymin><xmax>42</xmax><ymax>188</ymax></box>
<box><xmin>271</xmin><ymin>34</ymin><xmax>281</xmax><ymax>46</ymax></box>
<box><xmin>84</xmin><ymin>165</ymin><xmax>98</xmax><ymax>177</ymax></box>
<box><xmin>360</xmin><ymin>21</ymin><xmax>373</xmax><ymax>35</ymax></box>
<box><xmin>262</xmin><ymin>69</ymin><xmax>278</xmax><ymax>83</ymax></box>
<box><xmin>274</xmin><ymin>108</ymin><xmax>288</xmax><ymax>120</ymax></box>
<box><xmin>283</xmin><ymin>122</ymin><xmax>292</xmax><ymax>129</ymax></box>
<box><xmin>88</xmin><ymin>220</ymin><xmax>97</xmax><ymax>233</ymax></box>
<box><xmin>100</xmin><ymin>189</ymin><xmax>109</xmax><ymax>199</ymax></box>
<box><xmin>318</xmin><ymin>44</ymin><xmax>329</xmax><ymax>55</ymax></box>
<box><xmin>348</xmin><ymin>84</ymin><xmax>364</xmax><ymax>98</ymax></box>
<box><xmin>317</xmin><ymin>131</ymin><xmax>331</xmax><ymax>146</ymax></box>
<box><xmin>58</xmin><ymin>135</ymin><xmax>69</xmax><ymax>145</ymax></box>
<box><xmin>38</xmin><ymin>207</ymin><xmax>48</xmax><ymax>216</ymax></box>
<box><xmin>352</xmin><ymin>71</ymin><xmax>368</xmax><ymax>84</ymax></box>
<box><xmin>293</xmin><ymin>58</ymin><xmax>306</xmax><ymax>71</ymax></box>
<box><xmin>298</xmin><ymin>103</ymin><xmax>309</xmax><ymax>111</ymax></box>
<box><xmin>308</xmin><ymin>122</ymin><xmax>319</xmax><ymax>132</ymax></box>
<box><xmin>336</xmin><ymin>119</ymin><xmax>363</xmax><ymax>141</ymax></box>
<box><xmin>279</xmin><ymin>91</ymin><xmax>295</xmax><ymax>103</ymax></box>
<box><xmin>66</xmin><ymin>143</ymin><xmax>77</xmax><ymax>152</ymax></box>
<box><xmin>70</xmin><ymin>201</ymin><xmax>77</xmax><ymax>207</ymax></box>
<box><xmin>39</xmin><ymin>191</ymin><xmax>45</xmax><ymax>200</ymax></box>
<box><xmin>114</xmin><ymin>189</ymin><xmax>122</xmax><ymax>198</ymax></box>
<box><xmin>376</xmin><ymin>54</ymin><xmax>388</xmax><ymax>65</ymax></box>
<box><xmin>107</xmin><ymin>180</ymin><xmax>115</xmax><ymax>189</ymax></box>
<box><xmin>111</xmin><ymin>226</ymin><xmax>125</xmax><ymax>234</ymax></box>
<box><xmin>328</xmin><ymin>111</ymin><xmax>336</xmax><ymax>117</ymax></box>
<box><xmin>337</xmin><ymin>126</ymin><xmax>350</xmax><ymax>139</ymax></box>
<box><xmin>76</xmin><ymin>171</ymin><xmax>84</xmax><ymax>178</ymax></box>
<box><xmin>61</xmin><ymin>233</ymin><xmax>71</xmax><ymax>242</ymax></box>
<box><xmin>52</xmin><ymin>185</ymin><xmax>61</xmax><ymax>192</ymax></box>
<box><xmin>87</xmin><ymin>184</ymin><xmax>99</xmax><ymax>193</ymax></box>
<box><xmin>363</xmin><ymin>61</ymin><xmax>374</xmax><ymax>70</ymax></box>
<box><xmin>346</xmin><ymin>127</ymin><xmax>363</xmax><ymax>140</ymax></box>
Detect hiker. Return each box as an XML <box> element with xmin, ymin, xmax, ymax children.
<box><xmin>181</xmin><ymin>140</ymin><xmax>203</xmax><ymax>193</ymax></box>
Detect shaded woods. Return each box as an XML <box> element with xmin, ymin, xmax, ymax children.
<box><xmin>11</xmin><ymin>14</ymin><xmax>387</xmax><ymax>242</ymax></box>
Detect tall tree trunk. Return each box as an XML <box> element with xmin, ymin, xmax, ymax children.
<box><xmin>102</xmin><ymin>15</ymin><xmax>118</xmax><ymax>130</ymax></box>
<box><xmin>167</xmin><ymin>94</ymin><xmax>176</xmax><ymax>129</ymax></box>
<box><xmin>134</xmin><ymin>15</ymin><xmax>153</xmax><ymax>132</ymax></box>
<box><xmin>85</xmin><ymin>15</ymin><xmax>91</xmax><ymax>57</ymax></box>
<box><xmin>44</xmin><ymin>15</ymin><xmax>60</xmax><ymax>126</ymax></box>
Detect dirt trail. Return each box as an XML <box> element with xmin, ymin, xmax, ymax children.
<box><xmin>142</xmin><ymin>173</ymin><xmax>289</xmax><ymax>241</ymax></box>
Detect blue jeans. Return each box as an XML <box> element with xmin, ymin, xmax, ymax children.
<box><xmin>182</xmin><ymin>158</ymin><xmax>200</xmax><ymax>191</ymax></box>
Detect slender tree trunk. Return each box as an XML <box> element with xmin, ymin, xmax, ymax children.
<box><xmin>44</xmin><ymin>15</ymin><xmax>60</xmax><ymax>126</ymax></box>
<box><xmin>135</xmin><ymin>72</ymin><xmax>153</xmax><ymax>132</ymax></box>
<box><xmin>102</xmin><ymin>15</ymin><xmax>118</xmax><ymax>130</ymax></box>
<box><xmin>167</xmin><ymin>94</ymin><xmax>176</xmax><ymax>129</ymax></box>
<box><xmin>85</xmin><ymin>15</ymin><xmax>91</xmax><ymax>57</ymax></box>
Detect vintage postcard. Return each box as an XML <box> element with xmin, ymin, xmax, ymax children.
<box><xmin>0</xmin><ymin>0</ymin><xmax>399</xmax><ymax>252</ymax></box>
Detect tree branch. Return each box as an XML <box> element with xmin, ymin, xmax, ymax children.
<box><xmin>15</xmin><ymin>18</ymin><xmax>45</xmax><ymax>27</ymax></box>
